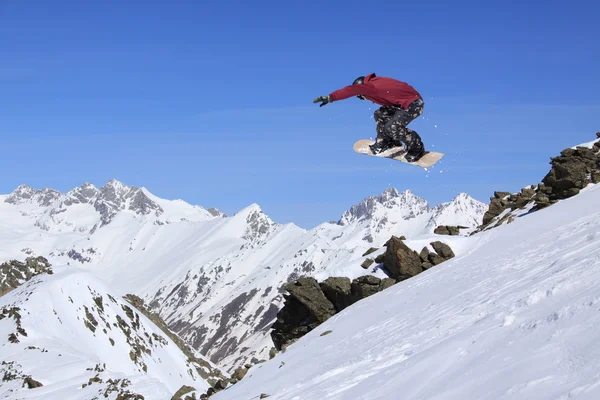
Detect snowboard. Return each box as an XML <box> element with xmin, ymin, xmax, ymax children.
<box><xmin>353</xmin><ymin>139</ymin><xmax>444</xmax><ymax>168</ymax></box>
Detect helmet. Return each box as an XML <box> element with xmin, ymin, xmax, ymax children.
<box><xmin>352</xmin><ymin>76</ymin><xmax>366</xmax><ymax>100</ymax></box>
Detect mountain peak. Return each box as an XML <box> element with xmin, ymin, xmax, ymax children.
<box><xmin>5</xmin><ymin>185</ymin><xmax>61</xmax><ymax>206</ymax></box>
<box><xmin>232</xmin><ymin>203</ymin><xmax>275</xmax><ymax>242</ymax></box>
<box><xmin>5</xmin><ymin>184</ymin><xmax>35</xmax><ymax>202</ymax></box>
<box><xmin>427</xmin><ymin>193</ymin><xmax>487</xmax><ymax>231</ymax></box>
<box><xmin>338</xmin><ymin>187</ymin><xmax>429</xmax><ymax>226</ymax></box>
<box><xmin>380</xmin><ymin>187</ymin><xmax>400</xmax><ymax>200</ymax></box>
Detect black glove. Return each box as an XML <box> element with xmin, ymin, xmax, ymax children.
<box><xmin>313</xmin><ymin>95</ymin><xmax>331</xmax><ymax>107</ymax></box>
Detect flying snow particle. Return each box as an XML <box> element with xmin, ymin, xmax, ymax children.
<box><xmin>434</xmin><ymin>125</ymin><xmax>438</xmax><ymax>128</ymax></box>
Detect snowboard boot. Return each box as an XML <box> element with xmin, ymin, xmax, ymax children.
<box><xmin>369</xmin><ymin>138</ymin><xmax>399</xmax><ymax>155</ymax></box>
<box><xmin>404</xmin><ymin>142</ymin><xmax>425</xmax><ymax>162</ymax></box>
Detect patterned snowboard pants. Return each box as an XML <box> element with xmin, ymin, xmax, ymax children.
<box><xmin>374</xmin><ymin>98</ymin><xmax>424</xmax><ymax>152</ymax></box>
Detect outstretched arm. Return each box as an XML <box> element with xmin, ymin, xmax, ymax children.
<box><xmin>313</xmin><ymin>83</ymin><xmax>376</xmax><ymax>107</ymax></box>
<box><xmin>329</xmin><ymin>84</ymin><xmax>375</xmax><ymax>101</ymax></box>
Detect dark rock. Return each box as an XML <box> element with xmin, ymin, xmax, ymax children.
<box><xmin>361</xmin><ymin>259</ymin><xmax>374</xmax><ymax>269</ymax></box>
<box><xmin>494</xmin><ymin>191</ymin><xmax>511</xmax><ymax>199</ymax></box>
<box><xmin>284</xmin><ymin>277</ymin><xmax>336</xmax><ymax>323</ymax></box>
<box><xmin>378</xmin><ymin>278</ymin><xmax>396</xmax><ymax>291</ymax></box>
<box><xmin>596</xmin><ymin>132</ymin><xmax>600</xmax><ymax>138</ymax></box>
<box><xmin>383</xmin><ymin>236</ymin><xmax>423</xmax><ymax>280</ymax></box>
<box><xmin>520</xmin><ymin>187</ymin><xmax>536</xmax><ymax>198</ymax></box>
<box><xmin>271</xmin><ymin>278</ymin><xmax>337</xmax><ymax>350</ymax></box>
<box><xmin>428</xmin><ymin>252</ymin><xmax>446</xmax><ymax>266</ymax></box>
<box><xmin>320</xmin><ymin>277</ymin><xmax>353</xmax><ymax>312</ymax></box>
<box><xmin>24</xmin><ymin>377</ymin><xmax>43</xmax><ymax>389</ymax></box>
<box><xmin>270</xmin><ymin>295</ymin><xmax>316</xmax><ymax>350</ymax></box>
<box><xmin>592</xmin><ymin>171</ymin><xmax>600</xmax><ymax>184</ymax></box>
<box><xmin>214</xmin><ymin>379</ymin><xmax>229</xmax><ymax>390</ymax></box>
<box><xmin>542</xmin><ymin>146</ymin><xmax>598</xmax><ymax>196</ymax></box>
<box><xmin>351</xmin><ymin>275</ymin><xmax>381</xmax><ymax>299</ymax></box>
<box><xmin>172</xmin><ymin>385</ymin><xmax>195</xmax><ymax>400</ymax></box>
<box><xmin>430</xmin><ymin>241</ymin><xmax>455</xmax><ymax>260</ymax></box>
<box><xmin>269</xmin><ymin>347</ymin><xmax>278</xmax><ymax>359</ymax></box>
<box><xmin>362</xmin><ymin>247</ymin><xmax>378</xmax><ymax>257</ymax></box>
<box><xmin>534</xmin><ymin>193</ymin><xmax>550</xmax><ymax>205</ymax></box>
<box><xmin>422</xmin><ymin>262</ymin><xmax>434</xmax><ymax>270</ymax></box>
<box><xmin>482</xmin><ymin>197</ymin><xmax>509</xmax><ymax>225</ymax></box>
<box><xmin>434</xmin><ymin>225</ymin><xmax>460</xmax><ymax>236</ymax></box>
<box><xmin>374</xmin><ymin>253</ymin><xmax>385</xmax><ymax>264</ymax></box>
<box><xmin>565</xmin><ymin>187</ymin><xmax>580</xmax><ymax>197</ymax></box>
<box><xmin>419</xmin><ymin>247</ymin><xmax>430</xmax><ymax>262</ymax></box>
<box><xmin>538</xmin><ymin>183</ymin><xmax>553</xmax><ymax>194</ymax></box>
<box><xmin>232</xmin><ymin>366</ymin><xmax>248</xmax><ymax>381</ymax></box>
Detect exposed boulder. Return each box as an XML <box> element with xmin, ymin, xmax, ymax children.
<box><xmin>320</xmin><ymin>277</ymin><xmax>353</xmax><ymax>312</ymax></box>
<box><xmin>24</xmin><ymin>376</ymin><xmax>43</xmax><ymax>389</ymax></box>
<box><xmin>361</xmin><ymin>258</ymin><xmax>374</xmax><ymax>269</ymax></box>
<box><xmin>362</xmin><ymin>247</ymin><xmax>378</xmax><ymax>257</ymax></box>
<box><xmin>382</xmin><ymin>236</ymin><xmax>423</xmax><ymax>280</ymax></box>
<box><xmin>379</xmin><ymin>278</ymin><xmax>396</xmax><ymax>291</ymax></box>
<box><xmin>428</xmin><ymin>252</ymin><xmax>446</xmax><ymax>266</ymax></box>
<box><xmin>270</xmin><ymin>287</ymin><xmax>324</xmax><ymax>351</ymax></box>
<box><xmin>431</xmin><ymin>241</ymin><xmax>455</xmax><ymax>260</ymax></box>
<box><xmin>433</xmin><ymin>225</ymin><xmax>467</xmax><ymax>236</ymax></box>
<box><xmin>283</xmin><ymin>277</ymin><xmax>336</xmax><ymax>323</ymax></box>
<box><xmin>542</xmin><ymin>146</ymin><xmax>600</xmax><ymax>199</ymax></box>
<box><xmin>351</xmin><ymin>276</ymin><xmax>381</xmax><ymax>299</ymax></box>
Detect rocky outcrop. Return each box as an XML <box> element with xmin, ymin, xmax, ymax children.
<box><xmin>476</xmin><ymin>133</ymin><xmax>600</xmax><ymax>232</ymax></box>
<box><xmin>380</xmin><ymin>236</ymin><xmax>455</xmax><ymax>279</ymax></box>
<box><xmin>284</xmin><ymin>277</ymin><xmax>337</xmax><ymax>323</ymax></box>
<box><xmin>541</xmin><ymin>144</ymin><xmax>600</xmax><ymax>199</ymax></box>
<box><xmin>271</xmin><ymin>274</ymin><xmax>398</xmax><ymax>351</ymax></box>
<box><xmin>320</xmin><ymin>277</ymin><xmax>353</xmax><ymax>312</ymax></box>
<box><xmin>433</xmin><ymin>225</ymin><xmax>467</xmax><ymax>236</ymax></box>
<box><xmin>0</xmin><ymin>257</ymin><xmax>53</xmax><ymax>296</ymax></box>
<box><xmin>270</xmin><ymin>237</ymin><xmax>456</xmax><ymax>351</ymax></box>
<box><xmin>383</xmin><ymin>236</ymin><xmax>423</xmax><ymax>280</ymax></box>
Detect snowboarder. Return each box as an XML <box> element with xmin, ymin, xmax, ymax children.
<box><xmin>313</xmin><ymin>73</ymin><xmax>425</xmax><ymax>162</ymax></box>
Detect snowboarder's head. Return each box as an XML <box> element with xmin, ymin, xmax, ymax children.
<box><xmin>352</xmin><ymin>75</ymin><xmax>371</xmax><ymax>100</ymax></box>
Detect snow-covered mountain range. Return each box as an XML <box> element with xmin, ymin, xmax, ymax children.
<box><xmin>211</xmin><ymin>171</ymin><xmax>600</xmax><ymax>400</ymax></box>
<box><xmin>0</xmin><ymin>263</ymin><xmax>218</xmax><ymax>399</ymax></box>
<box><xmin>2</xmin><ymin>133</ymin><xmax>598</xmax><ymax>400</ymax></box>
<box><xmin>0</xmin><ymin>180</ymin><xmax>486</xmax><ymax>373</ymax></box>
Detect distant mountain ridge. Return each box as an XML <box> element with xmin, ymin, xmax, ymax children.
<box><xmin>0</xmin><ymin>180</ymin><xmax>487</xmax><ymax>373</ymax></box>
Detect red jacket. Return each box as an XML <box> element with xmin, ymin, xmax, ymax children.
<box><xmin>329</xmin><ymin>73</ymin><xmax>421</xmax><ymax>109</ymax></box>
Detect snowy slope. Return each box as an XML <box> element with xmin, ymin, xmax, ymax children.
<box><xmin>0</xmin><ymin>266</ymin><xmax>212</xmax><ymax>400</ymax></box>
<box><xmin>211</xmin><ymin>182</ymin><xmax>600</xmax><ymax>400</ymax></box>
<box><xmin>0</xmin><ymin>181</ymin><xmax>486</xmax><ymax>372</ymax></box>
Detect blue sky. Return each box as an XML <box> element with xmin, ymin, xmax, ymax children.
<box><xmin>1</xmin><ymin>0</ymin><xmax>599</xmax><ymax>229</ymax></box>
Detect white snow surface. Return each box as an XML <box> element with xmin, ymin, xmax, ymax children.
<box><xmin>211</xmin><ymin>183</ymin><xmax>600</xmax><ymax>400</ymax></box>
<box><xmin>0</xmin><ymin>266</ymin><xmax>210</xmax><ymax>399</ymax></box>
<box><xmin>0</xmin><ymin>180</ymin><xmax>486</xmax><ymax>372</ymax></box>
<box><xmin>571</xmin><ymin>137</ymin><xmax>599</xmax><ymax>149</ymax></box>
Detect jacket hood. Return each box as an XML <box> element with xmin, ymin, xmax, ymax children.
<box><xmin>364</xmin><ymin>73</ymin><xmax>377</xmax><ymax>82</ymax></box>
